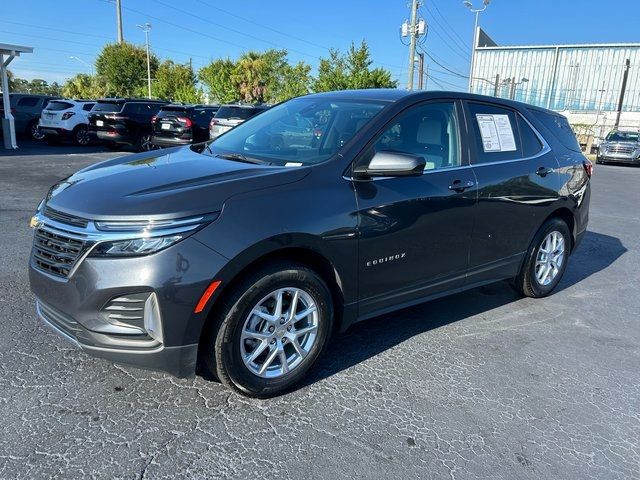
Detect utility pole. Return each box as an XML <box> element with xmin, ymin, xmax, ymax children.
<box><xmin>417</xmin><ymin>52</ymin><xmax>425</xmax><ymax>90</ymax></box>
<box><xmin>509</xmin><ymin>76</ymin><xmax>516</xmax><ymax>99</ymax></box>
<box><xmin>137</xmin><ymin>23</ymin><xmax>152</xmax><ymax>98</ymax></box>
<box><xmin>615</xmin><ymin>59</ymin><xmax>630</xmax><ymax>128</ymax></box>
<box><xmin>116</xmin><ymin>0</ymin><xmax>124</xmax><ymax>44</ymax></box>
<box><xmin>406</xmin><ymin>0</ymin><xmax>419</xmax><ymax>90</ymax></box>
<box><xmin>493</xmin><ymin>74</ymin><xmax>500</xmax><ymax>96</ymax></box>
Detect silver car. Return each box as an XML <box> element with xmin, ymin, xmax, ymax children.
<box><xmin>597</xmin><ymin>130</ymin><xmax>640</xmax><ymax>165</ymax></box>
<box><xmin>209</xmin><ymin>104</ymin><xmax>269</xmax><ymax>139</ymax></box>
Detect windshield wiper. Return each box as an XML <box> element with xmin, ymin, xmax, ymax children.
<box><xmin>215</xmin><ymin>153</ymin><xmax>270</xmax><ymax>165</ymax></box>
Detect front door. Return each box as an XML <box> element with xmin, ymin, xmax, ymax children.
<box><xmin>353</xmin><ymin>100</ymin><xmax>477</xmax><ymax>319</ymax></box>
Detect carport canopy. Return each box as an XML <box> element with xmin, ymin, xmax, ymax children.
<box><xmin>1</xmin><ymin>43</ymin><xmax>34</xmax><ymax>150</ymax></box>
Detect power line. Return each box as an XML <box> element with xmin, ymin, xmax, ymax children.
<box><xmin>420</xmin><ymin>5</ymin><xmax>470</xmax><ymax>61</ymax></box>
<box><xmin>418</xmin><ymin>45</ymin><xmax>468</xmax><ymax>78</ymax></box>
<box><xmin>429</xmin><ymin>0</ymin><xmax>469</xmax><ymax>50</ymax></box>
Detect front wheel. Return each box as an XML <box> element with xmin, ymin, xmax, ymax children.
<box><xmin>512</xmin><ymin>218</ymin><xmax>571</xmax><ymax>298</ymax></box>
<box><xmin>204</xmin><ymin>263</ymin><xmax>333</xmax><ymax>397</ymax></box>
<box><xmin>29</xmin><ymin>121</ymin><xmax>45</xmax><ymax>141</ymax></box>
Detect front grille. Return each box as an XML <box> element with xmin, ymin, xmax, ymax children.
<box><xmin>43</xmin><ymin>206</ymin><xmax>89</xmax><ymax>228</ymax></box>
<box><xmin>609</xmin><ymin>145</ymin><xmax>634</xmax><ymax>154</ymax></box>
<box><xmin>32</xmin><ymin>228</ymin><xmax>86</xmax><ymax>278</ymax></box>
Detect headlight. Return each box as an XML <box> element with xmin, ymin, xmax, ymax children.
<box><xmin>87</xmin><ymin>212</ymin><xmax>219</xmax><ymax>258</ymax></box>
<box><xmin>90</xmin><ymin>234</ymin><xmax>184</xmax><ymax>257</ymax></box>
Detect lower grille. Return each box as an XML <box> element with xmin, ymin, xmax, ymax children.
<box><xmin>32</xmin><ymin>228</ymin><xmax>87</xmax><ymax>278</ymax></box>
<box><xmin>38</xmin><ymin>301</ymin><xmax>82</xmax><ymax>342</ymax></box>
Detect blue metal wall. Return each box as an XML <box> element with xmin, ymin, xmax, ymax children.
<box><xmin>471</xmin><ymin>44</ymin><xmax>640</xmax><ymax>112</ymax></box>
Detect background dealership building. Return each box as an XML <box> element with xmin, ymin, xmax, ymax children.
<box><xmin>470</xmin><ymin>29</ymin><xmax>640</xmax><ymax>142</ymax></box>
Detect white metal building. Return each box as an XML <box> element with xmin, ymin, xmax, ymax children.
<box><xmin>470</xmin><ymin>30</ymin><xmax>640</xmax><ymax>134</ymax></box>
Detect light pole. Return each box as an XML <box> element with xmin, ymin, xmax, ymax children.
<box><xmin>69</xmin><ymin>56</ymin><xmax>94</xmax><ymax>75</ymax></box>
<box><xmin>137</xmin><ymin>23</ymin><xmax>152</xmax><ymax>99</ymax></box>
<box><xmin>463</xmin><ymin>0</ymin><xmax>490</xmax><ymax>93</ymax></box>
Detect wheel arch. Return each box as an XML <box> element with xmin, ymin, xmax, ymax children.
<box><xmin>545</xmin><ymin>207</ymin><xmax>576</xmax><ymax>251</ymax></box>
<box><xmin>196</xmin><ymin>243</ymin><xmax>347</xmax><ymax>366</ymax></box>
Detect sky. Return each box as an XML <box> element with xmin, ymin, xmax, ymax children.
<box><xmin>2</xmin><ymin>0</ymin><xmax>639</xmax><ymax>92</ymax></box>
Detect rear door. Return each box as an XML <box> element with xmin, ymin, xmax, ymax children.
<box><xmin>354</xmin><ymin>100</ymin><xmax>478</xmax><ymax>318</ymax></box>
<box><xmin>463</xmin><ymin>100</ymin><xmax>561</xmax><ymax>283</ymax></box>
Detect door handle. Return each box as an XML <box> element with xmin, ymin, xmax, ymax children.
<box><xmin>536</xmin><ymin>166</ymin><xmax>553</xmax><ymax>177</ymax></box>
<box><xmin>448</xmin><ymin>179</ymin><xmax>475</xmax><ymax>192</ymax></box>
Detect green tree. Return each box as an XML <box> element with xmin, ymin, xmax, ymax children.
<box><xmin>198</xmin><ymin>58</ymin><xmax>238</xmax><ymax>104</ymax></box>
<box><xmin>95</xmin><ymin>42</ymin><xmax>158</xmax><ymax>97</ymax></box>
<box><xmin>276</xmin><ymin>61</ymin><xmax>312</xmax><ymax>101</ymax></box>
<box><xmin>62</xmin><ymin>74</ymin><xmax>107</xmax><ymax>99</ymax></box>
<box><xmin>152</xmin><ymin>60</ymin><xmax>200</xmax><ymax>103</ymax></box>
<box><xmin>314</xmin><ymin>41</ymin><xmax>397</xmax><ymax>92</ymax></box>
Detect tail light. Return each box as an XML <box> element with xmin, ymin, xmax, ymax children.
<box><xmin>105</xmin><ymin>115</ymin><xmax>126</xmax><ymax>121</ymax></box>
<box><xmin>61</xmin><ymin>112</ymin><xmax>75</xmax><ymax>121</ymax></box>
<box><xmin>177</xmin><ymin>116</ymin><xmax>193</xmax><ymax>128</ymax></box>
<box><xmin>583</xmin><ymin>159</ymin><xmax>593</xmax><ymax>177</ymax></box>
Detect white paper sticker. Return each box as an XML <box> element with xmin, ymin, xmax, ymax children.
<box><xmin>476</xmin><ymin>114</ymin><xmax>517</xmax><ymax>152</ymax></box>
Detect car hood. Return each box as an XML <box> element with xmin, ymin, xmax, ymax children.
<box><xmin>44</xmin><ymin>146</ymin><xmax>309</xmax><ymax>220</ymax></box>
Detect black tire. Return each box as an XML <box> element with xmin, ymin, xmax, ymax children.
<box><xmin>596</xmin><ymin>155</ymin><xmax>604</xmax><ymax>165</ymax></box>
<box><xmin>512</xmin><ymin>218</ymin><xmax>571</xmax><ymax>298</ymax></box>
<box><xmin>28</xmin><ymin>120</ymin><xmax>45</xmax><ymax>141</ymax></box>
<box><xmin>204</xmin><ymin>262</ymin><xmax>333</xmax><ymax>397</ymax></box>
<box><xmin>73</xmin><ymin>125</ymin><xmax>91</xmax><ymax>146</ymax></box>
<box><xmin>136</xmin><ymin>131</ymin><xmax>153</xmax><ymax>152</ymax></box>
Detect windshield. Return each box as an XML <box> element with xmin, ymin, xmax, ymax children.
<box><xmin>206</xmin><ymin>98</ymin><xmax>387</xmax><ymax>165</ymax></box>
<box><xmin>606</xmin><ymin>131</ymin><xmax>639</xmax><ymax>142</ymax></box>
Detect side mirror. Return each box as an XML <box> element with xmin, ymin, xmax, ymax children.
<box><xmin>353</xmin><ymin>151</ymin><xmax>425</xmax><ymax>178</ymax></box>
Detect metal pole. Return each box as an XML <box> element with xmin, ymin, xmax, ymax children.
<box><xmin>407</xmin><ymin>0</ymin><xmax>419</xmax><ymax>90</ymax></box>
<box><xmin>468</xmin><ymin>11</ymin><xmax>479</xmax><ymax>92</ymax></box>
<box><xmin>1</xmin><ymin>53</ymin><xmax>18</xmax><ymax>149</ymax></box>
<box><xmin>509</xmin><ymin>76</ymin><xmax>516</xmax><ymax>100</ymax></box>
<box><xmin>615</xmin><ymin>59</ymin><xmax>630</xmax><ymax>128</ymax></box>
<box><xmin>116</xmin><ymin>0</ymin><xmax>124</xmax><ymax>44</ymax></box>
<box><xmin>493</xmin><ymin>74</ymin><xmax>499</xmax><ymax>96</ymax></box>
<box><xmin>417</xmin><ymin>53</ymin><xmax>425</xmax><ymax>90</ymax></box>
<box><xmin>145</xmin><ymin>30</ymin><xmax>151</xmax><ymax>98</ymax></box>
<box><xmin>546</xmin><ymin>46</ymin><xmax>560</xmax><ymax>109</ymax></box>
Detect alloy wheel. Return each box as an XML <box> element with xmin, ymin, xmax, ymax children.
<box><xmin>240</xmin><ymin>287</ymin><xmax>319</xmax><ymax>379</ymax></box>
<box><xmin>31</xmin><ymin>123</ymin><xmax>45</xmax><ymax>141</ymax></box>
<box><xmin>75</xmin><ymin>126</ymin><xmax>90</xmax><ymax>146</ymax></box>
<box><xmin>535</xmin><ymin>231</ymin><xmax>565</xmax><ymax>286</ymax></box>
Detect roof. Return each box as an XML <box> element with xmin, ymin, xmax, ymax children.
<box><xmin>96</xmin><ymin>98</ymin><xmax>168</xmax><ymax>103</ymax></box>
<box><xmin>0</xmin><ymin>43</ymin><xmax>34</xmax><ymax>55</ymax></box>
<box><xmin>305</xmin><ymin>89</ymin><xmax>412</xmax><ymax>102</ymax></box>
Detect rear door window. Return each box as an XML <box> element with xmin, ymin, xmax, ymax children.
<box><xmin>528</xmin><ymin>109</ymin><xmax>581</xmax><ymax>152</ymax></box>
<box><xmin>467</xmin><ymin>102</ymin><xmax>522</xmax><ymax>163</ymax></box>
<box><xmin>17</xmin><ymin>97</ymin><xmax>39</xmax><ymax>107</ymax></box>
<box><xmin>215</xmin><ymin>106</ymin><xmax>256</xmax><ymax>120</ymax></box>
<box><xmin>518</xmin><ymin>115</ymin><xmax>543</xmax><ymax>157</ymax></box>
<box><xmin>82</xmin><ymin>103</ymin><xmax>95</xmax><ymax>111</ymax></box>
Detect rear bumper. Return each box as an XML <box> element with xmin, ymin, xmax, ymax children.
<box><xmin>94</xmin><ymin>129</ymin><xmax>133</xmax><ymax>144</ymax></box>
<box><xmin>40</xmin><ymin>127</ymin><xmax>73</xmax><ymax>138</ymax></box>
<box><xmin>151</xmin><ymin>135</ymin><xmax>192</xmax><ymax>147</ymax></box>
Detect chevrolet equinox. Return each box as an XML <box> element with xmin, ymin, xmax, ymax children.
<box><xmin>29</xmin><ymin>90</ymin><xmax>591</xmax><ymax>397</ymax></box>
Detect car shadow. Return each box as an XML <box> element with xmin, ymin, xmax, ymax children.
<box><xmin>297</xmin><ymin>230</ymin><xmax>626</xmax><ymax>391</ymax></box>
<box><xmin>0</xmin><ymin>140</ymin><xmax>124</xmax><ymax>156</ymax></box>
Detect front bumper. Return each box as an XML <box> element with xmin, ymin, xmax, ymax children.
<box><xmin>29</xmin><ymin>236</ymin><xmax>228</xmax><ymax>377</ymax></box>
<box><xmin>598</xmin><ymin>152</ymin><xmax>640</xmax><ymax>163</ymax></box>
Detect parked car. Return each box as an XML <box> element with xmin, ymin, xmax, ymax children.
<box><xmin>209</xmin><ymin>104</ymin><xmax>270</xmax><ymax>139</ymax></box>
<box><xmin>39</xmin><ymin>99</ymin><xmax>96</xmax><ymax>146</ymax></box>
<box><xmin>29</xmin><ymin>90</ymin><xmax>591</xmax><ymax>397</ymax></box>
<box><xmin>88</xmin><ymin>98</ymin><xmax>168</xmax><ymax>151</ymax></box>
<box><xmin>151</xmin><ymin>104</ymin><xmax>219</xmax><ymax>148</ymax></box>
<box><xmin>0</xmin><ymin>93</ymin><xmax>60</xmax><ymax>140</ymax></box>
<box><xmin>596</xmin><ymin>129</ymin><xmax>640</xmax><ymax>165</ymax></box>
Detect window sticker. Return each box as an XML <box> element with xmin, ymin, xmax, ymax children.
<box><xmin>476</xmin><ymin>114</ymin><xmax>517</xmax><ymax>152</ymax></box>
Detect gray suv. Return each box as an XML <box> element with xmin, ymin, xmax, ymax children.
<box><xmin>597</xmin><ymin>130</ymin><xmax>640</xmax><ymax>165</ymax></box>
<box><xmin>0</xmin><ymin>93</ymin><xmax>60</xmax><ymax>140</ymax></box>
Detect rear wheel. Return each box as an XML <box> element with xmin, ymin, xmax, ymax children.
<box><xmin>512</xmin><ymin>218</ymin><xmax>571</xmax><ymax>298</ymax></box>
<box><xmin>73</xmin><ymin>125</ymin><xmax>91</xmax><ymax>146</ymax></box>
<box><xmin>136</xmin><ymin>131</ymin><xmax>153</xmax><ymax>152</ymax></box>
<box><xmin>204</xmin><ymin>262</ymin><xmax>333</xmax><ymax>397</ymax></box>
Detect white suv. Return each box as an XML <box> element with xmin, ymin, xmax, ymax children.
<box><xmin>39</xmin><ymin>100</ymin><xmax>96</xmax><ymax>146</ymax></box>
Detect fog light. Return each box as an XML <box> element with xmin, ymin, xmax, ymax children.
<box><xmin>143</xmin><ymin>293</ymin><xmax>163</xmax><ymax>343</ymax></box>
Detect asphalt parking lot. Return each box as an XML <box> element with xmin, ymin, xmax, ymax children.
<box><xmin>0</xmin><ymin>142</ymin><xmax>638</xmax><ymax>479</ymax></box>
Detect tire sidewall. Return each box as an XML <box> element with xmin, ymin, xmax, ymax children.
<box><xmin>216</xmin><ymin>267</ymin><xmax>333</xmax><ymax>397</ymax></box>
<box><xmin>74</xmin><ymin>125</ymin><xmax>90</xmax><ymax>146</ymax></box>
<box><xmin>525</xmin><ymin>219</ymin><xmax>571</xmax><ymax>297</ymax></box>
